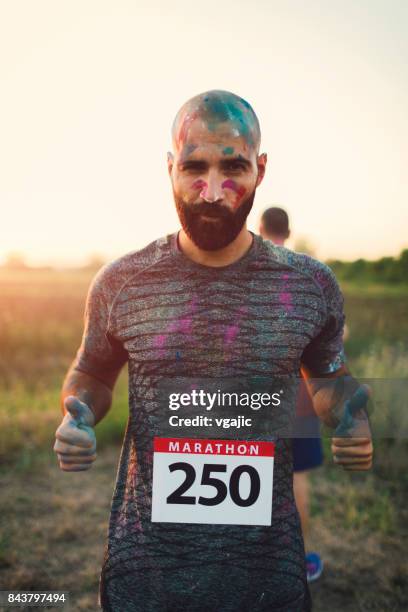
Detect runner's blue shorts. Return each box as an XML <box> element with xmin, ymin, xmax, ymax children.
<box><xmin>292</xmin><ymin>415</ymin><xmax>324</xmax><ymax>472</ymax></box>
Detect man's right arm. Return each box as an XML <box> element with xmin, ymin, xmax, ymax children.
<box><xmin>54</xmin><ymin>363</ymin><xmax>124</xmax><ymax>472</ymax></box>
<box><xmin>60</xmin><ymin>363</ymin><xmax>122</xmax><ymax>425</ymax></box>
<box><xmin>54</xmin><ymin>263</ymin><xmax>128</xmax><ymax>471</ymax></box>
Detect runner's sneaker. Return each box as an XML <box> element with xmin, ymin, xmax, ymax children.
<box><xmin>306</xmin><ymin>552</ymin><xmax>323</xmax><ymax>582</ymax></box>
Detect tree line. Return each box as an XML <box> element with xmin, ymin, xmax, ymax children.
<box><xmin>2</xmin><ymin>249</ymin><xmax>407</xmax><ymax>284</ymax></box>
<box><xmin>327</xmin><ymin>249</ymin><xmax>408</xmax><ymax>284</ymax></box>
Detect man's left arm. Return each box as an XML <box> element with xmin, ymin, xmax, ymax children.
<box><xmin>300</xmin><ymin>259</ymin><xmax>373</xmax><ymax>471</ymax></box>
<box><xmin>301</xmin><ymin>363</ymin><xmax>373</xmax><ymax>471</ymax></box>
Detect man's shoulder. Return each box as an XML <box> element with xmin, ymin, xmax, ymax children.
<box><xmin>261</xmin><ymin>239</ymin><xmax>341</xmax><ymax>296</ymax></box>
<box><xmin>89</xmin><ymin>233</ymin><xmax>175</xmax><ymax>300</ymax></box>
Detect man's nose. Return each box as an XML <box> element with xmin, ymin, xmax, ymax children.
<box><xmin>200</xmin><ymin>171</ymin><xmax>224</xmax><ymax>203</ymax></box>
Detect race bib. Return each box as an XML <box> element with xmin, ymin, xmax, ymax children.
<box><xmin>151</xmin><ymin>437</ymin><xmax>275</xmax><ymax>526</ymax></box>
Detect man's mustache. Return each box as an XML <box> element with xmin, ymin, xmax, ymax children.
<box><xmin>188</xmin><ymin>202</ymin><xmax>232</xmax><ymax>218</ymax></box>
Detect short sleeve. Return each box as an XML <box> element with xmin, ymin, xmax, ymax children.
<box><xmin>301</xmin><ymin>263</ymin><xmax>346</xmax><ymax>374</ymax></box>
<box><xmin>71</xmin><ymin>268</ymin><xmax>128</xmax><ymax>389</ymax></box>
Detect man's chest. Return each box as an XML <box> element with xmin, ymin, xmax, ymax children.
<box><xmin>113</xmin><ymin>272</ymin><xmax>323</xmax><ymax>374</ymax></box>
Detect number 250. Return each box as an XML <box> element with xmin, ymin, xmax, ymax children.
<box><xmin>166</xmin><ymin>463</ymin><xmax>260</xmax><ymax>507</ymax></box>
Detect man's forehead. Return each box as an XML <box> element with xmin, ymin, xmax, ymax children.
<box><xmin>175</xmin><ymin>117</ymin><xmax>254</xmax><ymax>160</ymax></box>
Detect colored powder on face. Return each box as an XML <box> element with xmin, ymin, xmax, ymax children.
<box><xmin>222</xmin><ymin>146</ymin><xmax>234</xmax><ymax>155</ymax></box>
<box><xmin>177</xmin><ymin>111</ymin><xmax>198</xmax><ymax>149</ymax></box>
<box><xmin>192</xmin><ymin>179</ymin><xmax>207</xmax><ymax>192</ymax></box>
<box><xmin>221</xmin><ymin>179</ymin><xmax>247</xmax><ymax>207</ymax></box>
<box><xmin>234</xmin><ymin>188</ymin><xmax>247</xmax><ymax>209</ymax></box>
<box><xmin>222</xmin><ymin>179</ymin><xmax>239</xmax><ymax>192</ymax></box>
<box><xmin>181</xmin><ymin>143</ymin><xmax>197</xmax><ymax>159</ymax></box>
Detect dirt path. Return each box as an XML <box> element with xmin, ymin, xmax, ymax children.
<box><xmin>0</xmin><ymin>448</ymin><xmax>120</xmax><ymax>611</ymax></box>
<box><xmin>0</xmin><ymin>446</ymin><xmax>406</xmax><ymax>611</ymax></box>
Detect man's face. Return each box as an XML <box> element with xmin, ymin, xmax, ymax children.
<box><xmin>168</xmin><ymin>117</ymin><xmax>266</xmax><ymax>250</ymax></box>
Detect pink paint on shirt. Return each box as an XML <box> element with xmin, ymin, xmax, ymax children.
<box><xmin>153</xmin><ymin>334</ymin><xmax>166</xmax><ymax>348</ymax></box>
<box><xmin>225</xmin><ymin>324</ymin><xmax>239</xmax><ymax>345</ymax></box>
<box><xmin>279</xmin><ymin>291</ymin><xmax>293</xmax><ymax>311</ymax></box>
<box><xmin>224</xmin><ymin>305</ymin><xmax>247</xmax><ymax>346</ymax></box>
<box><xmin>179</xmin><ymin>317</ymin><xmax>193</xmax><ymax>334</ymax></box>
<box><xmin>279</xmin><ymin>273</ymin><xmax>293</xmax><ymax>311</ymax></box>
<box><xmin>153</xmin><ymin>296</ymin><xmax>198</xmax><ymax>356</ymax></box>
<box><xmin>153</xmin><ymin>333</ymin><xmax>168</xmax><ymax>358</ymax></box>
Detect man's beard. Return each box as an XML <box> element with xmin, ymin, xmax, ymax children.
<box><xmin>174</xmin><ymin>191</ymin><xmax>256</xmax><ymax>251</ymax></box>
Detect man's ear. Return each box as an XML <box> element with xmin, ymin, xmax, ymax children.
<box><xmin>255</xmin><ymin>153</ymin><xmax>267</xmax><ymax>187</ymax></box>
<box><xmin>167</xmin><ymin>152</ymin><xmax>174</xmax><ymax>177</ymax></box>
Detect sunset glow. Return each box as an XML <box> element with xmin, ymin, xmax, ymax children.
<box><xmin>1</xmin><ymin>0</ymin><xmax>407</xmax><ymax>266</ymax></box>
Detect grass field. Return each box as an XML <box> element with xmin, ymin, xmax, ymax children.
<box><xmin>0</xmin><ymin>268</ymin><xmax>407</xmax><ymax>611</ymax></box>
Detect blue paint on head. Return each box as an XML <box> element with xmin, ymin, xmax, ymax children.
<box><xmin>222</xmin><ymin>146</ymin><xmax>234</xmax><ymax>155</ymax></box>
<box><xmin>172</xmin><ymin>90</ymin><xmax>261</xmax><ymax>152</ymax></box>
<box><xmin>202</xmin><ymin>92</ymin><xmax>256</xmax><ymax>145</ymax></box>
<box><xmin>181</xmin><ymin>143</ymin><xmax>197</xmax><ymax>159</ymax></box>
<box><xmin>197</xmin><ymin>90</ymin><xmax>260</xmax><ymax>148</ymax></box>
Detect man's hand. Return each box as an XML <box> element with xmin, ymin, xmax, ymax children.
<box><xmin>53</xmin><ymin>396</ymin><xmax>97</xmax><ymax>471</ymax></box>
<box><xmin>332</xmin><ymin>436</ymin><xmax>373</xmax><ymax>471</ymax></box>
<box><xmin>332</xmin><ymin>385</ymin><xmax>373</xmax><ymax>471</ymax></box>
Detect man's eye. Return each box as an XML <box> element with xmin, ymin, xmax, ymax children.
<box><xmin>181</xmin><ymin>165</ymin><xmax>205</xmax><ymax>173</ymax></box>
<box><xmin>224</xmin><ymin>163</ymin><xmax>246</xmax><ymax>172</ymax></box>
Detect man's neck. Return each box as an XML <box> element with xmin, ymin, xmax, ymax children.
<box><xmin>178</xmin><ymin>227</ymin><xmax>254</xmax><ymax>268</ymax></box>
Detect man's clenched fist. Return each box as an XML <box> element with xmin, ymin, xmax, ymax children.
<box><xmin>332</xmin><ymin>385</ymin><xmax>373</xmax><ymax>471</ymax></box>
<box><xmin>54</xmin><ymin>396</ymin><xmax>97</xmax><ymax>471</ymax></box>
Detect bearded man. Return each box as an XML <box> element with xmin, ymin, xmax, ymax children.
<box><xmin>54</xmin><ymin>90</ymin><xmax>372</xmax><ymax>611</ymax></box>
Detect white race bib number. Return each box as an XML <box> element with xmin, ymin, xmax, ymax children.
<box><xmin>151</xmin><ymin>437</ymin><xmax>275</xmax><ymax>526</ymax></box>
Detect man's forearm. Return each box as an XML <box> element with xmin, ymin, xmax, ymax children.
<box><xmin>60</xmin><ymin>366</ymin><xmax>113</xmax><ymax>426</ymax></box>
<box><xmin>310</xmin><ymin>381</ymin><xmax>356</xmax><ymax>428</ymax></box>
<box><xmin>301</xmin><ymin>364</ymin><xmax>362</xmax><ymax>429</ymax></box>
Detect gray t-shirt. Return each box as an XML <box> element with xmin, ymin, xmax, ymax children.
<box><xmin>73</xmin><ymin>231</ymin><xmax>345</xmax><ymax>612</ymax></box>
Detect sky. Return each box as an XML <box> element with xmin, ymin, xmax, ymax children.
<box><xmin>1</xmin><ymin>0</ymin><xmax>407</xmax><ymax>266</ymax></box>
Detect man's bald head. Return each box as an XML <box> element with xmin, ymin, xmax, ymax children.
<box><xmin>171</xmin><ymin>90</ymin><xmax>261</xmax><ymax>155</ymax></box>
<box><xmin>168</xmin><ymin>90</ymin><xmax>267</xmax><ymax>251</ymax></box>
